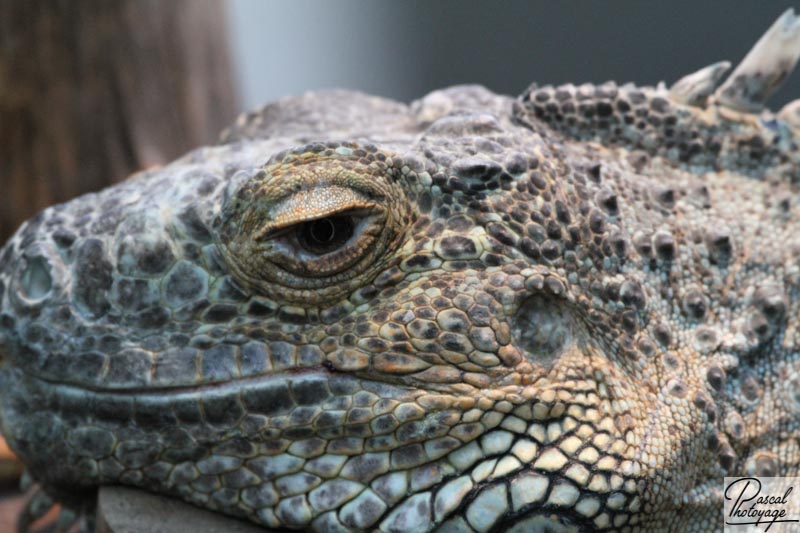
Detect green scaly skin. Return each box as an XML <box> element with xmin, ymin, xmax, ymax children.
<box><xmin>2</xmin><ymin>12</ymin><xmax>800</xmax><ymax>532</ymax></box>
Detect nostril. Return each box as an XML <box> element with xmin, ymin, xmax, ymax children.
<box><xmin>20</xmin><ymin>256</ymin><xmax>53</xmax><ymax>301</ymax></box>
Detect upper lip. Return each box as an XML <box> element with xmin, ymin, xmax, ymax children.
<box><xmin>19</xmin><ymin>363</ymin><xmax>340</xmax><ymax>396</ymax></box>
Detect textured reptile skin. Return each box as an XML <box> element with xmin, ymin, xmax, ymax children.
<box><xmin>2</xmin><ymin>11</ymin><xmax>800</xmax><ymax>533</ymax></box>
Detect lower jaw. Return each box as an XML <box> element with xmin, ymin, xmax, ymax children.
<box><xmin>0</xmin><ymin>367</ymin><xmax>436</xmax><ymax>489</ymax></box>
<box><xmin>0</xmin><ymin>370</ymin><xmax>662</xmax><ymax>533</ymax></box>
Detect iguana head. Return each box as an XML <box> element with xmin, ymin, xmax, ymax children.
<box><xmin>1</xmin><ymin>10</ymin><xmax>800</xmax><ymax>532</ymax></box>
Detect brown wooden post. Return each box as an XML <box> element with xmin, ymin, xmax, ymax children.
<box><xmin>0</xmin><ymin>0</ymin><xmax>240</xmax><ymax>242</ymax></box>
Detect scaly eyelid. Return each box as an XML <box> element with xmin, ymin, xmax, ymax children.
<box><xmin>252</xmin><ymin>185</ymin><xmax>379</xmax><ymax>241</ymax></box>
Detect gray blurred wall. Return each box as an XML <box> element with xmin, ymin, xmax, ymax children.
<box><xmin>227</xmin><ymin>1</ymin><xmax>800</xmax><ymax>111</ymax></box>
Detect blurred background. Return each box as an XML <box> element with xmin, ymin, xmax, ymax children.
<box><xmin>0</xmin><ymin>0</ymin><xmax>798</xmax><ymax>527</ymax></box>
<box><xmin>229</xmin><ymin>1</ymin><xmax>800</xmax><ymax>110</ymax></box>
<box><xmin>2</xmin><ymin>0</ymin><xmax>798</xmax><ymax>243</ymax></box>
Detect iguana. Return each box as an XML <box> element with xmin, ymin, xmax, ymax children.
<box><xmin>1</xmin><ymin>9</ymin><xmax>800</xmax><ymax>532</ymax></box>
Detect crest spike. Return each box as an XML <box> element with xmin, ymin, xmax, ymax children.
<box><xmin>669</xmin><ymin>61</ymin><xmax>731</xmax><ymax>107</ymax></box>
<box><xmin>715</xmin><ymin>9</ymin><xmax>800</xmax><ymax>112</ymax></box>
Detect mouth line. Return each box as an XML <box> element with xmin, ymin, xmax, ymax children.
<box><xmin>17</xmin><ymin>364</ymin><xmax>348</xmax><ymax>398</ymax></box>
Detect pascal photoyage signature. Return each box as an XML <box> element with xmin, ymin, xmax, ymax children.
<box><xmin>725</xmin><ymin>478</ymin><xmax>800</xmax><ymax>530</ymax></box>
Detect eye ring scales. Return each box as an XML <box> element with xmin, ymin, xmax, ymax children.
<box><xmin>214</xmin><ymin>143</ymin><xmax>412</xmax><ymax>305</ymax></box>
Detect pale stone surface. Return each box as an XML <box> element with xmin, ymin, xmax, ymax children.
<box><xmin>0</xmin><ymin>491</ymin><xmax>26</xmax><ymax>533</ymax></box>
<box><xmin>97</xmin><ymin>486</ymin><xmax>264</xmax><ymax>533</ymax></box>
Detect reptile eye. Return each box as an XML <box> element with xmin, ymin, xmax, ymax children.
<box><xmin>298</xmin><ymin>215</ymin><xmax>354</xmax><ymax>255</ymax></box>
<box><xmin>264</xmin><ymin>205</ymin><xmax>385</xmax><ymax>279</ymax></box>
<box><xmin>215</xmin><ymin>149</ymin><xmax>409</xmax><ymax>304</ymax></box>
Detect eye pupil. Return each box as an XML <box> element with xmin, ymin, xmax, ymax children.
<box><xmin>299</xmin><ymin>215</ymin><xmax>354</xmax><ymax>254</ymax></box>
<box><xmin>310</xmin><ymin>218</ymin><xmax>336</xmax><ymax>243</ymax></box>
